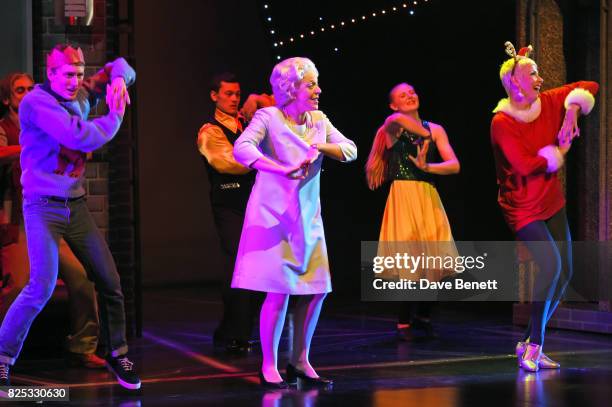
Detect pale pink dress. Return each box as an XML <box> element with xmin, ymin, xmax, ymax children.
<box><xmin>231</xmin><ymin>107</ymin><xmax>357</xmax><ymax>294</ymax></box>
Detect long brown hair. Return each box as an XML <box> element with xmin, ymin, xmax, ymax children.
<box><xmin>365</xmin><ymin>126</ymin><xmax>390</xmax><ymax>190</ymax></box>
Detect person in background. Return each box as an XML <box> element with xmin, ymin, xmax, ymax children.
<box><xmin>366</xmin><ymin>82</ymin><xmax>460</xmax><ymax>341</ymax></box>
<box><xmin>197</xmin><ymin>72</ymin><xmax>273</xmax><ymax>354</ymax></box>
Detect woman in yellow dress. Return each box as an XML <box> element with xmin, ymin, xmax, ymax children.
<box><xmin>366</xmin><ymin>82</ymin><xmax>460</xmax><ymax>340</ymax></box>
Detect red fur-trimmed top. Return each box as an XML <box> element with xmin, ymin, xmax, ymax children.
<box><xmin>490</xmin><ymin>81</ymin><xmax>598</xmax><ymax>232</ymax></box>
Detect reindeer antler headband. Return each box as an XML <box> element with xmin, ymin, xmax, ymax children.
<box><xmin>504</xmin><ymin>41</ymin><xmax>534</xmax><ymax>76</ymax></box>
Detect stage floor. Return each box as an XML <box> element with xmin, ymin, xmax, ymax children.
<box><xmin>7</xmin><ymin>287</ymin><xmax>612</xmax><ymax>406</ymax></box>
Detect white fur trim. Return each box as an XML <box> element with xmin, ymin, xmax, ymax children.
<box><xmin>492</xmin><ymin>98</ymin><xmax>542</xmax><ymax>123</ymax></box>
<box><xmin>537</xmin><ymin>145</ymin><xmax>564</xmax><ymax>173</ymax></box>
<box><xmin>564</xmin><ymin>88</ymin><xmax>595</xmax><ymax>115</ymax></box>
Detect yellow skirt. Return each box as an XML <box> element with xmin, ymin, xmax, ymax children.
<box><xmin>378</xmin><ymin>180</ymin><xmax>458</xmax><ymax>281</ymax></box>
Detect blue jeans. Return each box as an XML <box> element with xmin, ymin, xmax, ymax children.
<box><xmin>0</xmin><ymin>195</ymin><xmax>127</xmax><ymax>365</ymax></box>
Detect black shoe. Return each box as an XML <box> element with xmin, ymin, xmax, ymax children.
<box><xmin>286</xmin><ymin>364</ymin><xmax>333</xmax><ymax>388</ymax></box>
<box><xmin>413</xmin><ymin>318</ymin><xmax>437</xmax><ymax>339</ymax></box>
<box><xmin>258</xmin><ymin>370</ymin><xmax>289</xmax><ymax>389</ymax></box>
<box><xmin>106</xmin><ymin>355</ymin><xmax>141</xmax><ymax>390</ymax></box>
<box><xmin>396</xmin><ymin>326</ymin><xmax>414</xmax><ymax>342</ymax></box>
<box><xmin>0</xmin><ymin>363</ymin><xmax>9</xmax><ymax>387</ymax></box>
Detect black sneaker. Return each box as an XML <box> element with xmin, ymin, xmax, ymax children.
<box><xmin>0</xmin><ymin>363</ymin><xmax>9</xmax><ymax>387</ymax></box>
<box><xmin>106</xmin><ymin>355</ymin><xmax>141</xmax><ymax>390</ymax></box>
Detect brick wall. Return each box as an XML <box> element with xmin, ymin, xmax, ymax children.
<box><xmin>513</xmin><ymin>303</ymin><xmax>612</xmax><ymax>334</ymax></box>
<box><xmin>512</xmin><ymin>0</ymin><xmax>612</xmax><ymax>335</ymax></box>
<box><xmin>85</xmin><ymin>162</ymin><xmax>109</xmax><ymax>236</ymax></box>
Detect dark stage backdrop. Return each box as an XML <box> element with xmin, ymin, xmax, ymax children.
<box><xmin>134</xmin><ymin>0</ymin><xmax>515</xmax><ymax>289</ymax></box>
<box><xmin>254</xmin><ymin>0</ymin><xmax>516</xmax><ymax>296</ymax></box>
<box><xmin>0</xmin><ymin>0</ymin><xmax>32</xmax><ymax>77</ymax></box>
<box><xmin>133</xmin><ymin>0</ymin><xmax>274</xmax><ymax>285</ymax></box>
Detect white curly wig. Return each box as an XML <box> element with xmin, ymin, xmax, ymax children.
<box><xmin>270</xmin><ymin>57</ymin><xmax>319</xmax><ymax>107</ymax></box>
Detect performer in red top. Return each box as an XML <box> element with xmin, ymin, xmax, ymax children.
<box><xmin>490</xmin><ymin>42</ymin><xmax>598</xmax><ymax>372</ymax></box>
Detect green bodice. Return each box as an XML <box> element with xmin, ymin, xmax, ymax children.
<box><xmin>387</xmin><ymin>121</ymin><xmax>437</xmax><ymax>184</ymax></box>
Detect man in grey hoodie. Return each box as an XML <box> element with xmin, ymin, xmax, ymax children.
<box><xmin>0</xmin><ymin>43</ymin><xmax>140</xmax><ymax>390</ymax></box>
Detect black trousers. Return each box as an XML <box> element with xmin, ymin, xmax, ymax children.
<box><xmin>211</xmin><ymin>205</ymin><xmax>262</xmax><ymax>342</ymax></box>
<box><xmin>515</xmin><ymin>207</ymin><xmax>573</xmax><ymax>345</ymax></box>
<box><xmin>398</xmin><ymin>302</ymin><xmax>433</xmax><ymax>325</ymax></box>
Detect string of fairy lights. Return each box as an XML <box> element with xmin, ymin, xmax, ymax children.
<box><xmin>262</xmin><ymin>1</ymin><xmax>431</xmax><ymax>60</ymax></box>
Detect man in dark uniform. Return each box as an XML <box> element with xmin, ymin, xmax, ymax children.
<box><xmin>197</xmin><ymin>73</ymin><xmax>273</xmax><ymax>353</ymax></box>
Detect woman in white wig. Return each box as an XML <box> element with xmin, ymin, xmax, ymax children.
<box><xmin>232</xmin><ymin>57</ymin><xmax>357</xmax><ymax>388</ymax></box>
<box><xmin>490</xmin><ymin>42</ymin><xmax>598</xmax><ymax>372</ymax></box>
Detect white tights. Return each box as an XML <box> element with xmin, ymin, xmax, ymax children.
<box><xmin>260</xmin><ymin>292</ymin><xmax>327</xmax><ymax>383</ymax></box>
